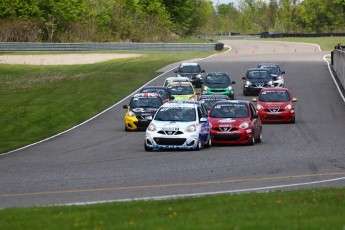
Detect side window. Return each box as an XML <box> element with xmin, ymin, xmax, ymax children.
<box><xmin>250</xmin><ymin>104</ymin><xmax>256</xmax><ymax>117</ymax></box>
<box><xmin>197</xmin><ymin>107</ymin><xmax>204</xmax><ymax>120</ymax></box>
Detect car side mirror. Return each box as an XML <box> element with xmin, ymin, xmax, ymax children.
<box><xmin>174</xmin><ymin>70</ymin><xmax>177</xmax><ymax>73</ymax></box>
<box><xmin>170</xmin><ymin>95</ymin><xmax>175</xmax><ymax>100</ymax></box>
<box><xmin>202</xmin><ymin>70</ymin><xmax>205</xmax><ymax>73</ymax></box>
<box><xmin>292</xmin><ymin>98</ymin><xmax>297</xmax><ymax>102</ymax></box>
<box><xmin>281</xmin><ymin>71</ymin><xmax>285</xmax><ymax>74</ymax></box>
<box><xmin>242</xmin><ymin>77</ymin><xmax>246</xmax><ymax>80</ymax></box>
<box><xmin>232</xmin><ymin>81</ymin><xmax>236</xmax><ymax>84</ymax></box>
<box><xmin>252</xmin><ymin>98</ymin><xmax>257</xmax><ymax>102</ymax></box>
<box><xmin>123</xmin><ymin>105</ymin><xmax>128</xmax><ymax>109</ymax></box>
<box><xmin>200</xmin><ymin>117</ymin><xmax>207</xmax><ymax>122</ymax></box>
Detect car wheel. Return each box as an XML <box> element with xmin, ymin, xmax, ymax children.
<box><xmin>194</xmin><ymin>138</ymin><xmax>202</xmax><ymax>151</ymax></box>
<box><xmin>290</xmin><ymin>117</ymin><xmax>296</xmax><ymax>124</ymax></box>
<box><xmin>204</xmin><ymin>136</ymin><xmax>211</xmax><ymax>148</ymax></box>
<box><xmin>144</xmin><ymin>142</ymin><xmax>153</xmax><ymax>152</ymax></box>
<box><xmin>125</xmin><ymin>126</ymin><xmax>129</xmax><ymax>132</ymax></box>
<box><xmin>249</xmin><ymin>131</ymin><xmax>255</xmax><ymax>145</ymax></box>
<box><xmin>255</xmin><ymin>131</ymin><xmax>262</xmax><ymax>143</ymax></box>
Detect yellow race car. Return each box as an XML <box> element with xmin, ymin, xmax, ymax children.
<box><xmin>166</xmin><ymin>82</ymin><xmax>198</xmax><ymax>101</ymax></box>
<box><xmin>123</xmin><ymin>93</ymin><xmax>163</xmax><ymax>131</ymax></box>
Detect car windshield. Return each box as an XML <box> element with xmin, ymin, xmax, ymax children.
<box><xmin>130</xmin><ymin>97</ymin><xmax>162</xmax><ymax>108</ymax></box>
<box><xmin>168</xmin><ymin>85</ymin><xmax>194</xmax><ymax>95</ymax></box>
<box><xmin>210</xmin><ymin>103</ymin><xmax>249</xmax><ymax>118</ymax></box>
<box><xmin>259</xmin><ymin>91</ymin><xmax>290</xmax><ymax>102</ymax></box>
<box><xmin>140</xmin><ymin>89</ymin><xmax>168</xmax><ymax>100</ymax></box>
<box><xmin>178</xmin><ymin>65</ymin><xmax>200</xmax><ymax>73</ymax></box>
<box><xmin>155</xmin><ymin>107</ymin><xmax>196</xmax><ymax>122</ymax></box>
<box><xmin>204</xmin><ymin>74</ymin><xmax>230</xmax><ymax>84</ymax></box>
<box><xmin>164</xmin><ymin>79</ymin><xmax>189</xmax><ymax>87</ymax></box>
<box><xmin>247</xmin><ymin>70</ymin><xmax>271</xmax><ymax>79</ymax></box>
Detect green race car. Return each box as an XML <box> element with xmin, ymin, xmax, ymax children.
<box><xmin>201</xmin><ymin>72</ymin><xmax>236</xmax><ymax>99</ymax></box>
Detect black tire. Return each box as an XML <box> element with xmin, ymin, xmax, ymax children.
<box><xmin>255</xmin><ymin>131</ymin><xmax>262</xmax><ymax>143</ymax></box>
<box><xmin>144</xmin><ymin>142</ymin><xmax>153</xmax><ymax>152</ymax></box>
<box><xmin>204</xmin><ymin>136</ymin><xmax>211</xmax><ymax>148</ymax></box>
<box><xmin>248</xmin><ymin>131</ymin><xmax>255</xmax><ymax>145</ymax></box>
<box><xmin>194</xmin><ymin>139</ymin><xmax>201</xmax><ymax>151</ymax></box>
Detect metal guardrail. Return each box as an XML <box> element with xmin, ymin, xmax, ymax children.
<box><xmin>0</xmin><ymin>42</ymin><xmax>218</xmax><ymax>52</ymax></box>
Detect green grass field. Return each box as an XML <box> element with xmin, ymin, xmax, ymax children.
<box><xmin>1</xmin><ymin>188</ymin><xmax>344</xmax><ymax>229</ymax></box>
<box><xmin>1</xmin><ymin>38</ymin><xmax>344</xmax><ymax>228</ymax></box>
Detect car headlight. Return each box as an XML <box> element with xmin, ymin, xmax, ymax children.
<box><xmin>177</xmin><ymin>74</ymin><xmax>182</xmax><ymax>77</ymax></box>
<box><xmin>256</xmin><ymin>104</ymin><xmax>264</xmax><ymax>110</ymax></box>
<box><xmin>239</xmin><ymin>121</ymin><xmax>250</xmax><ymax>129</ymax></box>
<box><xmin>285</xmin><ymin>104</ymin><xmax>293</xmax><ymax>110</ymax></box>
<box><xmin>203</xmin><ymin>85</ymin><xmax>209</xmax><ymax>91</ymax></box>
<box><xmin>147</xmin><ymin>123</ymin><xmax>156</xmax><ymax>131</ymax></box>
<box><xmin>268</xmin><ymin>81</ymin><xmax>273</xmax><ymax>85</ymax></box>
<box><xmin>227</xmin><ymin>86</ymin><xmax>233</xmax><ymax>90</ymax></box>
<box><xmin>128</xmin><ymin>111</ymin><xmax>136</xmax><ymax>117</ymax></box>
<box><xmin>196</xmin><ymin>74</ymin><xmax>202</xmax><ymax>79</ymax></box>
<box><xmin>276</xmin><ymin>76</ymin><xmax>282</xmax><ymax>80</ymax></box>
<box><xmin>186</xmin><ymin>124</ymin><xmax>197</xmax><ymax>132</ymax></box>
<box><xmin>245</xmin><ymin>81</ymin><xmax>252</xmax><ymax>86</ymax></box>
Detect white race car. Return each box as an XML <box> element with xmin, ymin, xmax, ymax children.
<box><xmin>257</xmin><ymin>63</ymin><xmax>285</xmax><ymax>87</ymax></box>
<box><xmin>145</xmin><ymin>101</ymin><xmax>211</xmax><ymax>151</ymax></box>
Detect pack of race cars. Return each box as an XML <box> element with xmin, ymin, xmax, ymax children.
<box><xmin>122</xmin><ymin>62</ymin><xmax>297</xmax><ymax>151</ymax></box>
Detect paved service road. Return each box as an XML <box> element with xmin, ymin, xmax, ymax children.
<box><xmin>1</xmin><ymin>40</ymin><xmax>345</xmax><ymax>208</ymax></box>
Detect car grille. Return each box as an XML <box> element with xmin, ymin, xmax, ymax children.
<box><xmin>266</xmin><ymin>114</ymin><xmax>283</xmax><ymax>120</ymax></box>
<box><xmin>211</xmin><ymin>133</ymin><xmax>241</xmax><ymax>141</ymax></box>
<box><xmin>157</xmin><ymin>130</ymin><xmax>184</xmax><ymax>135</ymax></box>
<box><xmin>265</xmin><ymin>106</ymin><xmax>282</xmax><ymax>113</ymax></box>
<box><xmin>210</xmin><ymin>89</ymin><xmax>226</xmax><ymax>93</ymax></box>
<box><xmin>154</xmin><ymin>138</ymin><xmax>186</xmax><ymax>146</ymax></box>
<box><xmin>213</xmin><ymin>127</ymin><xmax>239</xmax><ymax>132</ymax></box>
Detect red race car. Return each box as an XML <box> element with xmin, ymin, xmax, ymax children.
<box><xmin>209</xmin><ymin>100</ymin><xmax>262</xmax><ymax>145</ymax></box>
<box><xmin>253</xmin><ymin>88</ymin><xmax>297</xmax><ymax>123</ymax></box>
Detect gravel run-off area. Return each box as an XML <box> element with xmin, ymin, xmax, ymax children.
<box><xmin>0</xmin><ymin>53</ymin><xmax>143</xmax><ymax>65</ymax></box>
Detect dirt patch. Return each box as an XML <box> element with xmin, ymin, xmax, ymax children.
<box><xmin>0</xmin><ymin>53</ymin><xmax>143</xmax><ymax>65</ymax></box>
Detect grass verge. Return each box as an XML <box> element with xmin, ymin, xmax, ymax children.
<box><xmin>1</xmin><ymin>188</ymin><xmax>344</xmax><ymax>229</ymax></box>
<box><xmin>0</xmin><ymin>51</ymin><xmax>215</xmax><ymax>153</ymax></box>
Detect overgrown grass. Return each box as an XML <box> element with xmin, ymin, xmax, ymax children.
<box><xmin>260</xmin><ymin>36</ymin><xmax>345</xmax><ymax>51</ymax></box>
<box><xmin>1</xmin><ymin>188</ymin><xmax>344</xmax><ymax>229</ymax></box>
<box><xmin>0</xmin><ymin>51</ymin><xmax>215</xmax><ymax>153</ymax></box>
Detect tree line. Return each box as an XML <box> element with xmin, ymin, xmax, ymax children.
<box><xmin>0</xmin><ymin>0</ymin><xmax>344</xmax><ymax>43</ymax></box>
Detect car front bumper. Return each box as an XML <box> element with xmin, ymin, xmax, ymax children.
<box><xmin>145</xmin><ymin>131</ymin><xmax>200</xmax><ymax>150</ymax></box>
<box><xmin>210</xmin><ymin>128</ymin><xmax>253</xmax><ymax>145</ymax></box>
<box><xmin>202</xmin><ymin>89</ymin><xmax>235</xmax><ymax>99</ymax></box>
<box><xmin>258</xmin><ymin>110</ymin><xmax>295</xmax><ymax>123</ymax></box>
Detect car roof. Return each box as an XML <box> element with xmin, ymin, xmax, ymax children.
<box><xmin>199</xmin><ymin>94</ymin><xmax>230</xmax><ymax>100</ymax></box>
<box><xmin>165</xmin><ymin>76</ymin><xmax>190</xmax><ymax>80</ymax></box>
<box><xmin>214</xmin><ymin>100</ymin><xmax>249</xmax><ymax>105</ymax></box>
<box><xmin>161</xmin><ymin>101</ymin><xmax>196</xmax><ymax>109</ymax></box>
<box><xmin>132</xmin><ymin>93</ymin><xmax>160</xmax><ymax>98</ymax></box>
<box><xmin>180</xmin><ymin>62</ymin><xmax>199</xmax><ymax>66</ymax></box>
<box><xmin>167</xmin><ymin>82</ymin><xmax>193</xmax><ymax>87</ymax></box>
<box><xmin>247</xmin><ymin>68</ymin><xmax>270</xmax><ymax>72</ymax></box>
<box><xmin>260</xmin><ymin>87</ymin><xmax>289</xmax><ymax>92</ymax></box>
<box><xmin>257</xmin><ymin>63</ymin><xmax>279</xmax><ymax>67</ymax></box>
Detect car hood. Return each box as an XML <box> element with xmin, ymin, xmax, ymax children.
<box><xmin>151</xmin><ymin>120</ymin><xmax>197</xmax><ymax>130</ymax></box>
<box><xmin>259</xmin><ymin>102</ymin><xmax>291</xmax><ymax>109</ymax></box>
<box><xmin>178</xmin><ymin>73</ymin><xmax>199</xmax><ymax>78</ymax></box>
<box><xmin>131</xmin><ymin>107</ymin><xmax>159</xmax><ymax>116</ymax></box>
<box><xmin>172</xmin><ymin>94</ymin><xmax>195</xmax><ymax>101</ymax></box>
<box><xmin>209</xmin><ymin>117</ymin><xmax>249</xmax><ymax>128</ymax></box>
<box><xmin>204</xmin><ymin>83</ymin><xmax>231</xmax><ymax>88</ymax></box>
<box><xmin>247</xmin><ymin>78</ymin><xmax>271</xmax><ymax>84</ymax></box>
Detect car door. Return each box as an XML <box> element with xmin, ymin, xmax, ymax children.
<box><xmin>249</xmin><ymin>103</ymin><xmax>261</xmax><ymax>138</ymax></box>
<box><xmin>197</xmin><ymin>106</ymin><xmax>211</xmax><ymax>143</ymax></box>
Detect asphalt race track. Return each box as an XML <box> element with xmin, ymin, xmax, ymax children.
<box><xmin>1</xmin><ymin>40</ymin><xmax>345</xmax><ymax>208</ymax></box>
